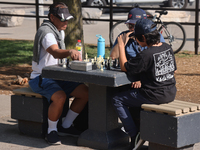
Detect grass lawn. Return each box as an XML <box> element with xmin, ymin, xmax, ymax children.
<box><xmin>0</xmin><ymin>40</ymin><xmax>111</xmax><ymax>67</ymax></box>
<box><xmin>0</xmin><ymin>39</ymin><xmax>198</xmax><ymax>67</ymax></box>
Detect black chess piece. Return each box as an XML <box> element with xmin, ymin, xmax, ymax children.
<box><xmin>113</xmin><ymin>59</ymin><xmax>117</xmax><ymax>68</ymax></box>
<box><xmin>107</xmin><ymin>59</ymin><xmax>110</xmax><ymax>70</ymax></box>
<box><xmin>67</xmin><ymin>59</ymin><xmax>70</xmax><ymax>68</ymax></box>
<box><xmin>105</xmin><ymin>60</ymin><xmax>108</xmax><ymax>69</ymax></box>
<box><xmin>117</xmin><ymin>58</ymin><xmax>120</xmax><ymax>68</ymax></box>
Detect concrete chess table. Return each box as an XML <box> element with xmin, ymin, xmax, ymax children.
<box><xmin>42</xmin><ymin>65</ymin><xmax>132</xmax><ymax>149</ymax></box>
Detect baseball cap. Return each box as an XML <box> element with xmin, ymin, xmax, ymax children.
<box><xmin>134</xmin><ymin>18</ymin><xmax>157</xmax><ymax>35</ymax></box>
<box><xmin>125</xmin><ymin>8</ymin><xmax>147</xmax><ymax>24</ymax></box>
<box><xmin>51</xmin><ymin>7</ymin><xmax>73</xmax><ymax>21</ymax></box>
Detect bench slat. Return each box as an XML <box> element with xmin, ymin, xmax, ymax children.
<box><xmin>171</xmin><ymin>100</ymin><xmax>198</xmax><ymax>112</ymax></box>
<box><xmin>141</xmin><ymin>104</ymin><xmax>182</xmax><ymax>116</ymax></box>
<box><xmin>13</xmin><ymin>87</ymin><xmax>43</xmax><ymax>98</ymax></box>
<box><xmin>161</xmin><ymin>103</ymin><xmax>190</xmax><ymax>113</ymax></box>
<box><xmin>174</xmin><ymin>100</ymin><xmax>200</xmax><ymax>110</ymax></box>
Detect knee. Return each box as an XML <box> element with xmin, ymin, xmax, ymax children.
<box><xmin>52</xmin><ymin>92</ymin><xmax>66</xmax><ymax>107</ymax></box>
<box><xmin>112</xmin><ymin>95</ymin><xmax>122</xmax><ymax>107</ymax></box>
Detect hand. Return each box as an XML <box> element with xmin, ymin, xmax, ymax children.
<box><xmin>126</xmin><ymin>31</ymin><xmax>134</xmax><ymax>39</ymax></box>
<box><xmin>131</xmin><ymin>81</ymin><xmax>141</xmax><ymax>88</ymax></box>
<box><xmin>117</xmin><ymin>34</ymin><xmax>125</xmax><ymax>48</ymax></box>
<box><xmin>69</xmin><ymin>49</ymin><xmax>81</xmax><ymax>61</ymax></box>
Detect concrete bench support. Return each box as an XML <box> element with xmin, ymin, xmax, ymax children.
<box><xmin>11</xmin><ymin>87</ymin><xmax>87</xmax><ymax>138</ymax></box>
<box><xmin>141</xmin><ymin>100</ymin><xmax>200</xmax><ymax>150</ymax></box>
<box><xmin>11</xmin><ymin>88</ymin><xmax>50</xmax><ymax>137</ymax></box>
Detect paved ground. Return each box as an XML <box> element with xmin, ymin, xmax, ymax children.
<box><xmin>1</xmin><ymin>95</ymin><xmax>200</xmax><ymax>150</ymax></box>
<box><xmin>1</xmin><ymin>1</ymin><xmax>200</xmax><ymax>149</ymax></box>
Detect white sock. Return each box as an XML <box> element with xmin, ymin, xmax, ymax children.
<box><xmin>48</xmin><ymin>119</ymin><xmax>58</xmax><ymax>134</ymax></box>
<box><xmin>62</xmin><ymin>109</ymin><xmax>79</xmax><ymax>128</ymax></box>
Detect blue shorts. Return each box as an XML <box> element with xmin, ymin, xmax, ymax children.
<box><xmin>29</xmin><ymin>76</ymin><xmax>81</xmax><ymax>102</ymax></box>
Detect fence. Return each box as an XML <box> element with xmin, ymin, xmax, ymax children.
<box><xmin>0</xmin><ymin>0</ymin><xmax>199</xmax><ymax>53</ymax></box>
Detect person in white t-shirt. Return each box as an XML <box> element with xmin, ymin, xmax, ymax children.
<box><xmin>29</xmin><ymin>2</ymin><xmax>88</xmax><ymax>145</ymax></box>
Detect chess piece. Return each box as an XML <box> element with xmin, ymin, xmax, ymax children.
<box><xmin>67</xmin><ymin>59</ymin><xmax>70</xmax><ymax>68</ymax></box>
<box><xmin>113</xmin><ymin>59</ymin><xmax>117</xmax><ymax>68</ymax></box>
<box><xmin>107</xmin><ymin>59</ymin><xmax>111</xmax><ymax>70</ymax></box>
<box><xmin>117</xmin><ymin>58</ymin><xmax>120</xmax><ymax>68</ymax></box>
<box><xmin>62</xmin><ymin>58</ymin><xmax>66</xmax><ymax>68</ymax></box>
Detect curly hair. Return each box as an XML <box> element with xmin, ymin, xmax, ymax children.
<box><xmin>135</xmin><ymin>24</ymin><xmax>160</xmax><ymax>46</ymax></box>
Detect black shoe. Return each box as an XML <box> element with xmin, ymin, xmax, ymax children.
<box><xmin>45</xmin><ymin>131</ymin><xmax>61</xmax><ymax>145</ymax></box>
<box><xmin>129</xmin><ymin>135</ymin><xmax>137</xmax><ymax>150</ymax></box>
<box><xmin>58</xmin><ymin>125</ymin><xmax>82</xmax><ymax>137</ymax></box>
<box><xmin>129</xmin><ymin>132</ymin><xmax>145</xmax><ymax>150</ymax></box>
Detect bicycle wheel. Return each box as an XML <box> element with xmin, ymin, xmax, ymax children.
<box><xmin>110</xmin><ymin>20</ymin><xmax>127</xmax><ymax>46</ymax></box>
<box><xmin>159</xmin><ymin>22</ymin><xmax>186</xmax><ymax>54</ymax></box>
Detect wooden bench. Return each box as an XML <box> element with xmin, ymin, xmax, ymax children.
<box><xmin>140</xmin><ymin>100</ymin><xmax>200</xmax><ymax>150</ymax></box>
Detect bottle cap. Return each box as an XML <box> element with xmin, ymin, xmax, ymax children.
<box><xmin>77</xmin><ymin>40</ymin><xmax>81</xmax><ymax>42</ymax></box>
<box><xmin>96</xmin><ymin>34</ymin><xmax>105</xmax><ymax>42</ymax></box>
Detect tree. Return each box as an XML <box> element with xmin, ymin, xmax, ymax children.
<box><xmin>53</xmin><ymin>0</ymin><xmax>85</xmax><ymax>58</ymax></box>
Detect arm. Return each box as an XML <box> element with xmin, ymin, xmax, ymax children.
<box><xmin>117</xmin><ymin>34</ymin><xmax>128</xmax><ymax>72</ymax></box>
<box><xmin>110</xmin><ymin>31</ymin><xmax>133</xmax><ymax>60</ymax></box>
<box><xmin>46</xmin><ymin>44</ymin><xmax>81</xmax><ymax>61</ymax></box>
<box><xmin>110</xmin><ymin>43</ymin><xmax>120</xmax><ymax>60</ymax></box>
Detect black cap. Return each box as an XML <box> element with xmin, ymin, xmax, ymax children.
<box><xmin>51</xmin><ymin>7</ymin><xmax>73</xmax><ymax>21</ymax></box>
<box><xmin>134</xmin><ymin>18</ymin><xmax>157</xmax><ymax>35</ymax></box>
<box><xmin>126</xmin><ymin>8</ymin><xmax>147</xmax><ymax>24</ymax></box>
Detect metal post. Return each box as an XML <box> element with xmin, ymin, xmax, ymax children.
<box><xmin>39</xmin><ymin>0</ymin><xmax>44</xmax><ymax>16</ymax></box>
<box><xmin>195</xmin><ymin>0</ymin><xmax>199</xmax><ymax>54</ymax></box>
<box><xmin>109</xmin><ymin>0</ymin><xmax>113</xmax><ymax>48</ymax></box>
<box><xmin>36</xmin><ymin>0</ymin><xmax>40</xmax><ymax>30</ymax></box>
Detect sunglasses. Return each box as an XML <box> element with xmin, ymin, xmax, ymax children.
<box><xmin>55</xmin><ymin>15</ymin><xmax>67</xmax><ymax>22</ymax></box>
<box><xmin>126</xmin><ymin>23</ymin><xmax>135</xmax><ymax>29</ymax></box>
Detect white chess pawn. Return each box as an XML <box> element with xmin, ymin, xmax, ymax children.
<box><xmin>86</xmin><ymin>53</ymin><xmax>88</xmax><ymax>60</ymax></box>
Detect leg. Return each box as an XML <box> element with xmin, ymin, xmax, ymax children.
<box><xmin>112</xmin><ymin>89</ymin><xmax>153</xmax><ymax>149</ymax></box>
<box><xmin>29</xmin><ymin>77</ymin><xmax>67</xmax><ymax>145</ymax></box>
<box><xmin>49</xmin><ymin>90</ymin><xmax>66</xmax><ymax>121</ymax></box>
<box><xmin>69</xmin><ymin>84</ymin><xmax>88</xmax><ymax>113</ymax></box>
<box><xmin>59</xmin><ymin>84</ymin><xmax>88</xmax><ymax>136</ymax></box>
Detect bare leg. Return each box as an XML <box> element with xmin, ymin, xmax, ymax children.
<box><xmin>69</xmin><ymin>84</ymin><xmax>88</xmax><ymax>113</ymax></box>
<box><xmin>48</xmin><ymin>90</ymin><xmax>66</xmax><ymax>121</ymax></box>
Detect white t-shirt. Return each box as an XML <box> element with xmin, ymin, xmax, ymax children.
<box><xmin>30</xmin><ymin>30</ymin><xmax>65</xmax><ymax>79</ymax></box>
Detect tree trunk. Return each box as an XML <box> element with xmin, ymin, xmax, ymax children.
<box><xmin>53</xmin><ymin>0</ymin><xmax>85</xmax><ymax>58</ymax></box>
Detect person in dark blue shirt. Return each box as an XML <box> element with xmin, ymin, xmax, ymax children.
<box><xmin>110</xmin><ymin>7</ymin><xmax>165</xmax><ymax>60</ymax></box>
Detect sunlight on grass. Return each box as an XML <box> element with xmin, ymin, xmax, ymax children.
<box><xmin>0</xmin><ymin>40</ymin><xmax>111</xmax><ymax>67</ymax></box>
<box><xmin>0</xmin><ymin>40</ymin><xmax>33</xmax><ymax>66</ymax></box>
<box><xmin>1</xmin><ymin>39</ymin><xmax>198</xmax><ymax>67</ymax></box>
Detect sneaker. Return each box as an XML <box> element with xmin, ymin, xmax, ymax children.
<box><xmin>58</xmin><ymin>125</ymin><xmax>82</xmax><ymax>137</ymax></box>
<box><xmin>129</xmin><ymin>135</ymin><xmax>137</xmax><ymax>150</ymax></box>
<box><xmin>129</xmin><ymin>132</ymin><xmax>145</xmax><ymax>150</ymax></box>
<box><xmin>45</xmin><ymin>131</ymin><xmax>61</xmax><ymax>145</ymax></box>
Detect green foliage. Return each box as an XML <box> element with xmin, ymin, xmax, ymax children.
<box><xmin>1</xmin><ymin>39</ymin><xmax>198</xmax><ymax>67</ymax></box>
<box><xmin>0</xmin><ymin>40</ymin><xmax>33</xmax><ymax>67</ymax></box>
<box><xmin>0</xmin><ymin>40</ymin><xmax>111</xmax><ymax>67</ymax></box>
<box><xmin>85</xmin><ymin>44</ymin><xmax>111</xmax><ymax>59</ymax></box>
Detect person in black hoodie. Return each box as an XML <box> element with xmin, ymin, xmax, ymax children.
<box><xmin>112</xmin><ymin>18</ymin><xmax>177</xmax><ymax>150</ymax></box>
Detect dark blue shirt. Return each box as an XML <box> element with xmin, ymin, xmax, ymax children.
<box><xmin>112</xmin><ymin>30</ymin><xmax>165</xmax><ymax>60</ymax></box>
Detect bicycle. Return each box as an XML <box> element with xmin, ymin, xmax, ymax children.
<box><xmin>109</xmin><ymin>10</ymin><xmax>186</xmax><ymax>54</ymax></box>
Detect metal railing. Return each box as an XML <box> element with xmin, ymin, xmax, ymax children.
<box><xmin>0</xmin><ymin>0</ymin><xmax>199</xmax><ymax>53</ymax></box>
